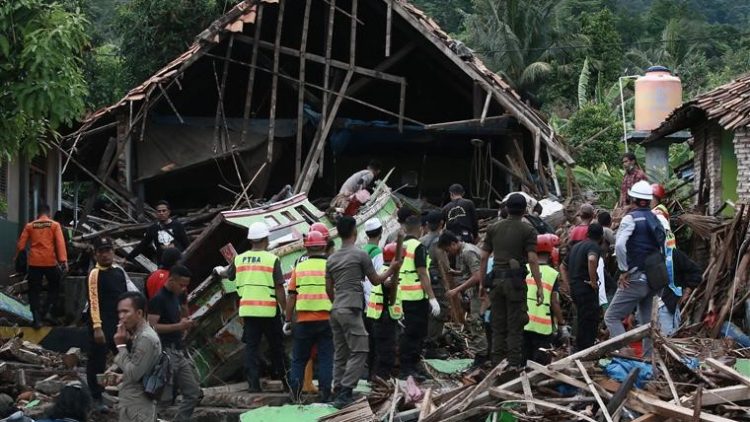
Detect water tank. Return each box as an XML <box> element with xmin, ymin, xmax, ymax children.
<box><xmin>634</xmin><ymin>66</ymin><xmax>682</xmax><ymax>131</ymax></box>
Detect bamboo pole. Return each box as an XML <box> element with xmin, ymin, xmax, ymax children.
<box><xmin>240</xmin><ymin>4</ymin><xmax>264</xmax><ymax>146</ymax></box>
<box><xmin>267</xmin><ymin>0</ymin><xmax>285</xmax><ymax>161</ymax></box>
<box><xmin>295</xmin><ymin>0</ymin><xmax>311</xmax><ymax>179</ymax></box>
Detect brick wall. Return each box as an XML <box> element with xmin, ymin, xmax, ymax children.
<box><xmin>692</xmin><ymin>122</ymin><xmax>723</xmax><ymax>214</ymax></box>
<box><xmin>734</xmin><ymin>127</ymin><xmax>750</xmax><ymax>205</ymax></box>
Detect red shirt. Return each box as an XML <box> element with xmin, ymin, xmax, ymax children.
<box><xmin>620</xmin><ymin>167</ymin><xmax>647</xmax><ymax>206</ymax></box>
<box><xmin>569</xmin><ymin>225</ymin><xmax>589</xmax><ymax>243</ymax></box>
<box><xmin>146</xmin><ymin>269</ymin><xmax>170</xmax><ymax>299</ymax></box>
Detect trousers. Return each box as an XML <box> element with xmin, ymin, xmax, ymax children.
<box><xmin>370</xmin><ymin>310</ymin><xmax>398</xmax><ymax>379</ymax></box>
<box><xmin>604</xmin><ymin>273</ymin><xmax>657</xmax><ymax>356</ymax></box>
<box><xmin>86</xmin><ymin>324</ymin><xmax>117</xmax><ymax>401</ymax></box>
<box><xmin>242</xmin><ymin>316</ymin><xmax>286</xmax><ymax>391</ymax></box>
<box><xmin>490</xmin><ymin>278</ymin><xmax>528</xmax><ymax>367</ymax></box>
<box><xmin>400</xmin><ymin>299</ymin><xmax>429</xmax><ymax>374</ymax></box>
<box><xmin>288</xmin><ymin>320</ymin><xmax>334</xmax><ymax>396</ymax></box>
<box><xmin>27</xmin><ymin>266</ymin><xmax>62</xmax><ymax>319</ymax></box>
<box><xmin>571</xmin><ymin>282</ymin><xmax>601</xmax><ymax>352</ymax></box>
<box><xmin>330</xmin><ymin>308</ymin><xmax>368</xmax><ymax>389</ymax></box>
<box><xmin>162</xmin><ymin>347</ymin><xmax>203</xmax><ymax>421</ymax></box>
<box><xmin>523</xmin><ymin>331</ymin><xmax>552</xmax><ymax>365</ymax></box>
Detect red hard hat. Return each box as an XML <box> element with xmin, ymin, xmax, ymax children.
<box><xmin>651</xmin><ymin>183</ymin><xmax>666</xmax><ymax>199</ymax></box>
<box><xmin>383</xmin><ymin>242</ymin><xmax>405</xmax><ymax>263</ymax></box>
<box><xmin>304</xmin><ymin>230</ymin><xmax>327</xmax><ymax>248</ymax></box>
<box><xmin>536</xmin><ymin>234</ymin><xmax>559</xmax><ymax>255</ymax></box>
<box><xmin>309</xmin><ymin>223</ymin><xmax>330</xmax><ymax>240</ymax></box>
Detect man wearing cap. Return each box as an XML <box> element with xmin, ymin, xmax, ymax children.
<box><xmin>326</xmin><ymin>216</ymin><xmax>401</xmax><ymax>409</ymax></box>
<box><xmin>85</xmin><ymin>237</ymin><xmax>135</xmax><ymax>412</ymax></box>
<box><xmin>284</xmin><ymin>230</ymin><xmax>334</xmax><ymax>403</ymax></box>
<box><xmin>229</xmin><ymin>222</ymin><xmax>287</xmax><ymax>392</ymax></box>
<box><xmin>438</xmin><ymin>230</ymin><xmax>489</xmax><ymax>366</ymax></box>
<box><xmin>605</xmin><ymin>180</ymin><xmax>665</xmax><ymax>356</ymax></box>
<box><xmin>442</xmin><ymin>184</ymin><xmax>478</xmax><ymax>243</ymax></box>
<box><xmin>480</xmin><ymin>193</ymin><xmax>543</xmax><ymax>371</ymax></box>
<box><xmin>420</xmin><ymin>211</ymin><xmax>452</xmax><ymax>356</ymax></box>
<box><xmin>561</xmin><ymin>224</ymin><xmax>605</xmax><ymax>351</ymax></box>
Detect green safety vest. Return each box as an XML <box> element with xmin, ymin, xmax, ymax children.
<box><xmin>294</xmin><ymin>257</ymin><xmax>331</xmax><ymax>312</ymax></box>
<box><xmin>524</xmin><ymin>265</ymin><xmax>559</xmax><ymax>335</ymax></box>
<box><xmin>399</xmin><ymin>238</ymin><xmax>427</xmax><ymax>301</ymax></box>
<box><xmin>366</xmin><ymin>281</ymin><xmax>403</xmax><ymax>320</ymax></box>
<box><xmin>234</xmin><ymin>250</ymin><xmax>279</xmax><ymax>317</ymax></box>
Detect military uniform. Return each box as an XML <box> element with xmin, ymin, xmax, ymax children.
<box><xmin>482</xmin><ymin>215</ymin><xmax>538</xmax><ymax>367</ymax></box>
<box><xmin>115</xmin><ymin>322</ymin><xmax>161</xmax><ymax>422</ymax></box>
<box><xmin>455</xmin><ymin>243</ymin><xmax>488</xmax><ymax>361</ymax></box>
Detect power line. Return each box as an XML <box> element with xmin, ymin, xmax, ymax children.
<box><xmin>474</xmin><ymin>31</ymin><xmax>750</xmax><ymax>55</ymax></box>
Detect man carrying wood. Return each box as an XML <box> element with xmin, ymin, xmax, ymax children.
<box><xmin>326</xmin><ymin>216</ymin><xmax>401</xmax><ymax>409</ymax></box>
<box><xmin>480</xmin><ymin>193</ymin><xmax>543</xmax><ymax>371</ymax></box>
<box><xmin>438</xmin><ymin>230</ymin><xmax>488</xmax><ymax>367</ymax></box>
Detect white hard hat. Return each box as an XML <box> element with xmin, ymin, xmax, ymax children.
<box><xmin>247</xmin><ymin>222</ymin><xmax>270</xmax><ymax>240</ymax></box>
<box><xmin>628</xmin><ymin>180</ymin><xmax>653</xmax><ymax>200</ymax></box>
<box><xmin>364</xmin><ymin>218</ymin><xmax>382</xmax><ymax>232</ymax></box>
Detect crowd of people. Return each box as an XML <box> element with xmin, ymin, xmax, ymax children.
<box><xmin>10</xmin><ymin>153</ymin><xmax>706</xmax><ymax>421</ymax></box>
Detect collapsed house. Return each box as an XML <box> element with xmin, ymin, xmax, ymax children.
<box><xmin>60</xmin><ymin>0</ymin><xmax>572</xmax><ymax>214</ymax></box>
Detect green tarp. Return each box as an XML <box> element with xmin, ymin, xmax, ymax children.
<box><xmin>240</xmin><ymin>404</ymin><xmax>337</xmax><ymax>422</ymax></box>
<box><xmin>423</xmin><ymin>358</ymin><xmax>473</xmax><ymax>374</ymax></box>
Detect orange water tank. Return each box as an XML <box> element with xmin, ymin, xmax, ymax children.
<box><xmin>634</xmin><ymin>66</ymin><xmax>682</xmax><ymax>131</ymax></box>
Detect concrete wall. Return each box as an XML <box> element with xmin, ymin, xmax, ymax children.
<box><xmin>0</xmin><ymin>153</ymin><xmax>61</xmax><ymax>285</ymax></box>
<box><xmin>733</xmin><ymin>127</ymin><xmax>750</xmax><ymax>206</ymax></box>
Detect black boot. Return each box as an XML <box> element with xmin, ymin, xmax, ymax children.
<box><xmin>32</xmin><ymin>312</ymin><xmax>42</xmax><ymax>329</ymax></box>
<box><xmin>332</xmin><ymin>387</ymin><xmax>353</xmax><ymax>409</ymax></box>
<box><xmin>318</xmin><ymin>388</ymin><xmax>332</xmax><ymax>403</ymax></box>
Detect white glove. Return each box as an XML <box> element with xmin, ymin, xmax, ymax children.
<box><xmin>212</xmin><ymin>266</ymin><xmax>228</xmax><ymax>278</ymax></box>
<box><xmin>559</xmin><ymin>325</ymin><xmax>571</xmax><ymax>340</ymax></box>
<box><xmin>282</xmin><ymin>322</ymin><xmax>292</xmax><ymax>336</ymax></box>
<box><xmin>429</xmin><ymin>298</ymin><xmax>441</xmax><ymax>317</ymax></box>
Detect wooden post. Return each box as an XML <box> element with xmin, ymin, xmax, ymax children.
<box><xmin>480</xmin><ymin>91</ymin><xmax>491</xmax><ymax>125</ymax></box>
<box><xmin>240</xmin><ymin>4</ymin><xmax>264</xmax><ymax>146</ymax></box>
<box><xmin>398</xmin><ymin>81</ymin><xmax>406</xmax><ymax>133</ymax></box>
<box><xmin>295</xmin><ymin>0</ymin><xmax>311</xmax><ymax>178</ymax></box>
<box><xmin>267</xmin><ymin>0</ymin><xmax>285</xmax><ymax>162</ymax></box>
<box><xmin>215</xmin><ymin>34</ymin><xmax>235</xmax><ymax>149</ymax></box>
<box><xmin>385</xmin><ymin>0</ymin><xmax>392</xmax><ymax>57</ymax></box>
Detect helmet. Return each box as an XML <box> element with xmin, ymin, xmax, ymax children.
<box><xmin>383</xmin><ymin>242</ymin><xmax>405</xmax><ymax>263</ymax></box>
<box><xmin>628</xmin><ymin>180</ymin><xmax>653</xmax><ymax>200</ymax></box>
<box><xmin>309</xmin><ymin>222</ymin><xmax>330</xmax><ymax>240</ymax></box>
<box><xmin>304</xmin><ymin>230</ymin><xmax>327</xmax><ymax>248</ymax></box>
<box><xmin>247</xmin><ymin>222</ymin><xmax>270</xmax><ymax>240</ymax></box>
<box><xmin>551</xmin><ymin>247</ymin><xmax>560</xmax><ymax>267</ymax></box>
<box><xmin>536</xmin><ymin>234</ymin><xmax>559</xmax><ymax>254</ymax></box>
<box><xmin>651</xmin><ymin>183</ymin><xmax>666</xmax><ymax>199</ymax></box>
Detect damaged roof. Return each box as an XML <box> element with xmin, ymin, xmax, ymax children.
<box><xmin>68</xmin><ymin>0</ymin><xmax>573</xmax><ymax>164</ymax></box>
<box><xmin>647</xmin><ymin>72</ymin><xmax>750</xmax><ymax>142</ymax></box>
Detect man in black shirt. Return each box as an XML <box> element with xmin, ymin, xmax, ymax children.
<box><xmin>85</xmin><ymin>236</ymin><xmax>131</xmax><ymax>412</ymax></box>
<box><xmin>561</xmin><ymin>223</ymin><xmax>604</xmax><ymax>351</ymax></box>
<box><xmin>442</xmin><ymin>184</ymin><xmax>478</xmax><ymax>243</ymax></box>
<box><xmin>148</xmin><ymin>265</ymin><xmax>202</xmax><ymax>420</ymax></box>
<box><xmin>128</xmin><ymin>200</ymin><xmax>190</xmax><ymax>265</ymax></box>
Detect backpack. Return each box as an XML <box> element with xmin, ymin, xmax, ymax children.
<box><xmin>142</xmin><ymin>350</ymin><xmax>171</xmax><ymax>400</ymax></box>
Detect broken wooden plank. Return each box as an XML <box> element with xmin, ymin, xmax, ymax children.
<box><xmin>630</xmin><ymin>390</ymin><xmax>735</xmax><ymax>422</ymax></box>
<box><xmin>655</xmin><ymin>350</ymin><xmax>680</xmax><ymax>404</ymax></box>
<box><xmin>576</xmin><ymin>360</ymin><xmax>613</xmax><ymax>422</ymax></box>
<box><xmin>520</xmin><ymin>371</ymin><xmax>536</xmax><ymax>414</ymax></box>
<box><xmin>693</xmin><ymin>385</ymin><xmax>703</xmax><ymax>422</ymax></box>
<box><xmin>705</xmin><ymin>358</ymin><xmax>750</xmax><ymax>388</ymax></box>
<box><xmin>683</xmin><ymin>385</ymin><xmax>750</xmax><ymax>407</ymax></box>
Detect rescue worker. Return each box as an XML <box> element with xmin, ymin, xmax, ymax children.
<box><xmin>326</xmin><ymin>216</ymin><xmax>401</xmax><ymax>409</ymax></box>
<box><xmin>480</xmin><ymin>193</ymin><xmax>543</xmax><ymax>371</ymax></box>
<box><xmin>399</xmin><ymin>215</ymin><xmax>441</xmax><ymax>380</ymax></box>
<box><xmin>15</xmin><ymin>203</ymin><xmax>68</xmax><ymax>328</ymax></box>
<box><xmin>523</xmin><ymin>234</ymin><xmax>565</xmax><ymax>365</ymax></box>
<box><xmin>651</xmin><ymin>184</ymin><xmax>683</xmax><ymax>336</ymax></box>
<box><xmin>362</xmin><ymin>218</ymin><xmax>384</xmax><ymax>377</ymax></box>
<box><xmin>366</xmin><ymin>242</ymin><xmax>403</xmax><ymax>380</ymax></box>
<box><xmin>605</xmin><ymin>180</ymin><xmax>665</xmax><ymax>356</ymax></box>
<box><xmin>561</xmin><ymin>224</ymin><xmax>605</xmax><ymax>351</ymax></box>
<box><xmin>284</xmin><ymin>231</ymin><xmax>334</xmax><ymax>403</ymax></box>
<box><xmin>113</xmin><ymin>292</ymin><xmax>161</xmax><ymax>422</ymax></box>
<box><xmin>437</xmin><ymin>231</ymin><xmax>488</xmax><ymax>366</ymax></box>
<box><xmin>232</xmin><ymin>222</ymin><xmax>287</xmax><ymax>392</ymax></box>
<box><xmin>442</xmin><ymin>184</ymin><xmax>478</xmax><ymax>243</ymax></box>
<box><xmin>421</xmin><ymin>211</ymin><xmax>451</xmax><ymax>357</ymax></box>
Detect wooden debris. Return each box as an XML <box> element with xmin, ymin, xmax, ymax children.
<box><xmin>318</xmin><ymin>397</ymin><xmax>374</xmax><ymax>422</ymax></box>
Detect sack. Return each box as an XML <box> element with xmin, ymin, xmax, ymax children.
<box><xmin>14</xmin><ymin>251</ymin><xmax>27</xmax><ymax>274</ymax></box>
<box><xmin>645</xmin><ymin>250</ymin><xmax>668</xmax><ymax>291</ymax></box>
<box><xmin>142</xmin><ymin>350</ymin><xmax>172</xmax><ymax>400</ymax></box>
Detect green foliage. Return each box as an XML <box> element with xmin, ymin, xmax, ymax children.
<box><xmin>84</xmin><ymin>43</ymin><xmax>132</xmax><ymax>109</ymax></box>
<box><xmin>411</xmin><ymin>0</ymin><xmax>473</xmax><ymax>34</ymax></box>
<box><xmin>0</xmin><ymin>0</ymin><xmax>89</xmax><ymax>159</ymax></box>
<box><xmin>116</xmin><ymin>0</ymin><xmax>222</xmax><ymax>84</ymax></box>
<box><xmin>580</xmin><ymin>8</ymin><xmax>623</xmax><ymax>84</ymax></box>
<box><xmin>560</xmin><ymin>104</ymin><xmax>623</xmax><ymax>169</ymax></box>
<box><xmin>557</xmin><ymin>163</ymin><xmax>623</xmax><ymax>208</ymax></box>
